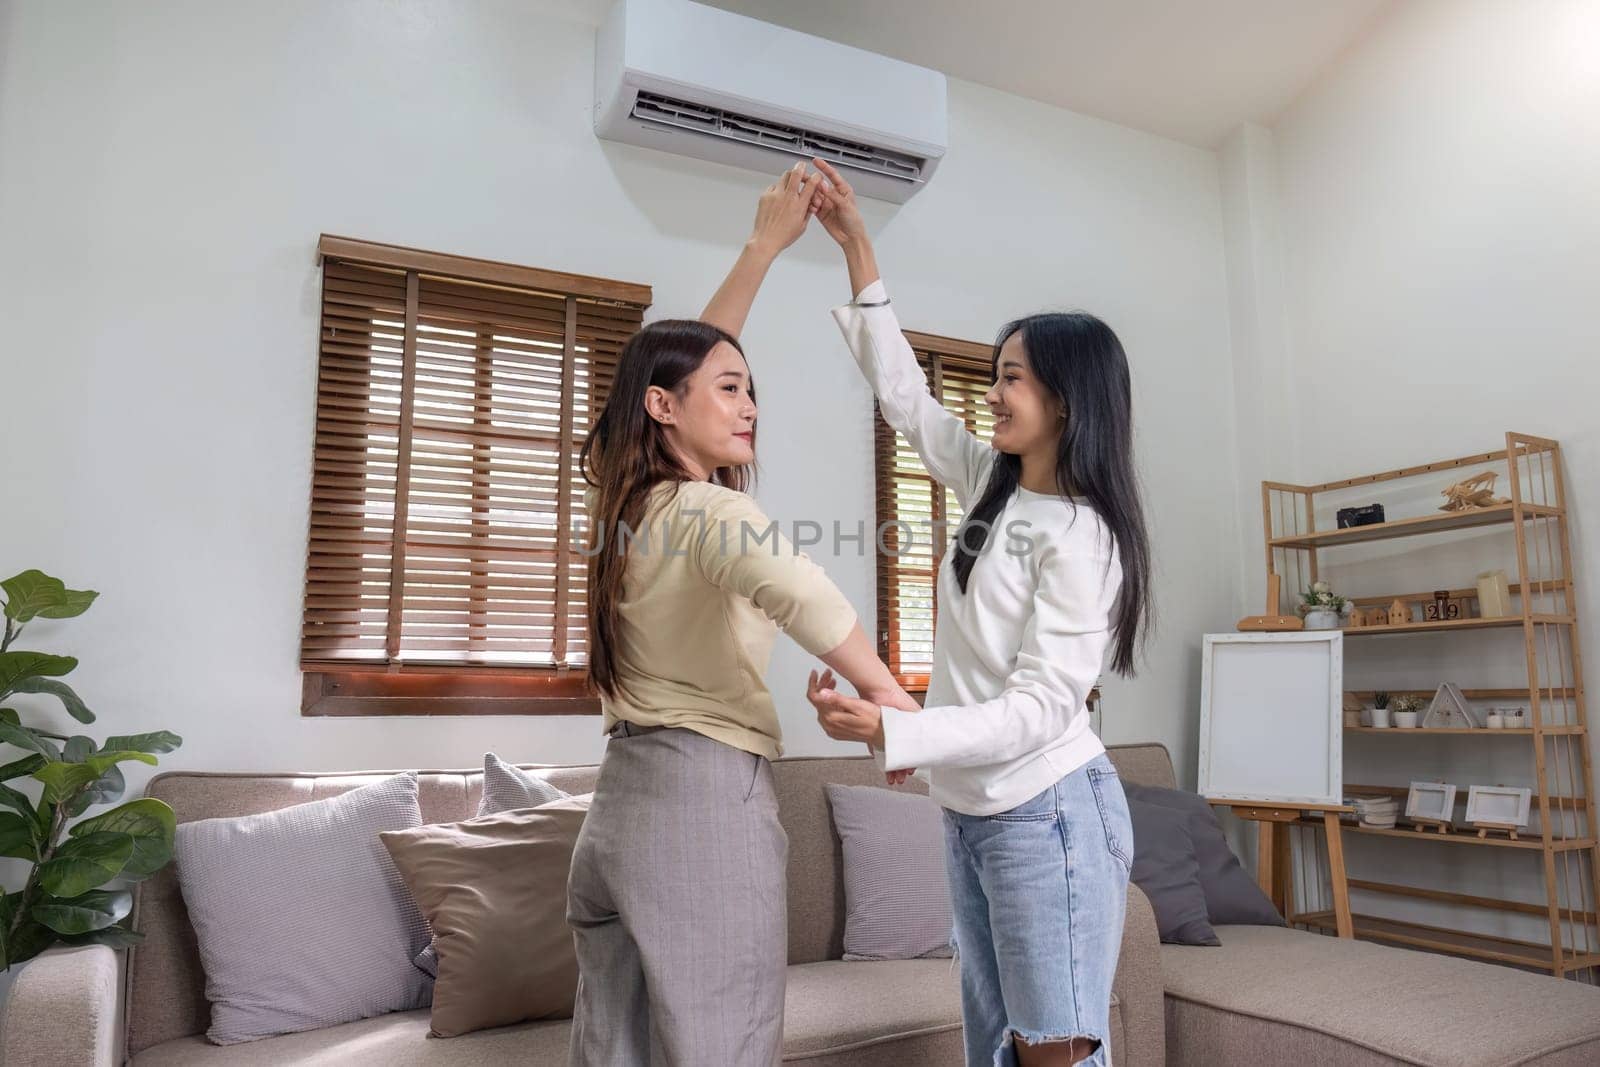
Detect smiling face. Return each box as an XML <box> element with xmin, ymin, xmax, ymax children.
<box><xmin>986</xmin><ymin>332</ymin><xmax>1064</xmax><ymax>462</ymax></box>
<box><xmin>647</xmin><ymin>340</ymin><xmax>757</xmax><ymax>479</ymax></box>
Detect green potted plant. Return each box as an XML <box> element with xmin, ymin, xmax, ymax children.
<box><xmin>1299</xmin><ymin>580</ymin><xmax>1352</xmax><ymax>630</ymax></box>
<box><xmin>1371</xmin><ymin>691</ymin><xmax>1392</xmax><ymax>728</ymax></box>
<box><xmin>1</xmin><ymin>569</ymin><xmax>182</xmax><ymax>970</ymax></box>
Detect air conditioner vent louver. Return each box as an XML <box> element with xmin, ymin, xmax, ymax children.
<box><xmin>631</xmin><ymin>92</ymin><xmax>925</xmax><ymax>185</ymax></box>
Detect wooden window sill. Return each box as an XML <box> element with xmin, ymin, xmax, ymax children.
<box><xmin>301</xmin><ymin>667</ymin><xmax>599</xmax><ymax>717</ymax></box>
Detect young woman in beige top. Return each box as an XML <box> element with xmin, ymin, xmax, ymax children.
<box><xmin>565</xmin><ymin>165</ymin><xmax>919</xmax><ymax>1067</ymax></box>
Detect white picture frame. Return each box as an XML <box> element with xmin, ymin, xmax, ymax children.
<box><xmin>1465</xmin><ymin>785</ymin><xmax>1533</xmax><ymax>828</ymax></box>
<box><xmin>1404</xmin><ymin>781</ymin><xmax>1458</xmax><ymax>824</ymax></box>
<box><xmin>1198</xmin><ymin>631</ymin><xmax>1343</xmax><ymax>805</ymax></box>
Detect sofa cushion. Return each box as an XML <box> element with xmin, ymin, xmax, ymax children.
<box><xmin>126</xmin><ymin>1010</ymin><xmax>571</xmax><ymax>1065</ymax></box>
<box><xmin>476</xmin><ymin>753</ymin><xmax>567</xmax><ymax>817</ymax></box>
<box><xmin>824</xmin><ymin>784</ymin><xmax>953</xmax><ymax>961</ymax></box>
<box><xmin>381</xmin><ymin>796</ymin><xmax>590</xmax><ymax>1037</ymax></box>
<box><xmin>1162</xmin><ymin>924</ymin><xmax>1600</xmax><ymax>1066</ymax></box>
<box><xmin>411</xmin><ymin>755</ymin><xmax>573</xmax><ymax>978</ymax></box>
<box><xmin>128</xmin><ymin>958</ymin><xmax>976</xmax><ymax>1066</ymax></box>
<box><xmin>773</xmin><ymin>757</ymin><xmax>931</xmax><ymax>967</ymax></box>
<box><xmin>1126</xmin><ymin>796</ymin><xmax>1220</xmax><ymax>946</ymax></box>
<box><xmin>1123</xmin><ymin>782</ymin><xmax>1282</xmax><ymax>927</ymax></box>
<box><xmin>172</xmin><ymin>772</ymin><xmax>432</xmax><ymax>1044</ymax></box>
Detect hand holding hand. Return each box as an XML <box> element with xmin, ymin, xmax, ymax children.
<box><xmin>809</xmin><ymin>158</ymin><xmax>868</xmax><ymax>248</ymax></box>
<box><xmin>749</xmin><ymin>162</ymin><xmax>825</xmax><ymax>258</ymax></box>
<box><xmin>807</xmin><ymin>669</ymin><xmax>917</xmax><ymax>785</ymax></box>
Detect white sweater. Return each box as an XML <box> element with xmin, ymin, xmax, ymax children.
<box><xmin>832</xmin><ymin>280</ymin><xmax>1120</xmax><ymax>817</ymax></box>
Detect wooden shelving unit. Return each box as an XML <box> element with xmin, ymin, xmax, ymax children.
<box><xmin>1263</xmin><ymin>432</ymin><xmax>1598</xmax><ymax>981</ymax></box>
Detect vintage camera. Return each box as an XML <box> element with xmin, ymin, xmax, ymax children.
<box><xmin>1336</xmin><ymin>503</ymin><xmax>1386</xmax><ymax>529</ymax></box>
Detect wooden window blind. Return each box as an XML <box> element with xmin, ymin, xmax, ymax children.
<box><xmin>874</xmin><ymin>330</ymin><xmax>996</xmax><ymax>692</ymax></box>
<box><xmin>301</xmin><ymin>235</ymin><xmax>651</xmax><ymax>716</ymax></box>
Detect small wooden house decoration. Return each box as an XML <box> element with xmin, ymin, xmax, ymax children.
<box><xmin>1423</xmin><ymin>683</ymin><xmax>1476</xmax><ymax>729</ymax></box>
<box><xmin>1387</xmin><ymin>599</ymin><xmax>1411</xmax><ymax>626</ymax></box>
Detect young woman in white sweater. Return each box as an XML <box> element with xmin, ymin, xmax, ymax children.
<box><xmin>803</xmin><ymin>159</ymin><xmax>1153</xmax><ymax>1067</ymax></box>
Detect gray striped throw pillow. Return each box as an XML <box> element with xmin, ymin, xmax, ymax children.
<box><xmin>825</xmin><ymin>783</ymin><xmax>954</xmax><ymax>961</ymax></box>
<box><xmin>476</xmin><ymin>752</ymin><xmax>568</xmax><ymax>817</ymax></box>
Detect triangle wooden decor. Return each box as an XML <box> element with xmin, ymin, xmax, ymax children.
<box><xmin>1423</xmin><ymin>683</ymin><xmax>1476</xmax><ymax>729</ymax></box>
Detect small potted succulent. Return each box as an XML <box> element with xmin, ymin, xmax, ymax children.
<box><xmin>1299</xmin><ymin>581</ymin><xmax>1353</xmax><ymax>631</ymax></box>
<box><xmin>1370</xmin><ymin>691</ymin><xmax>1392</xmax><ymax>728</ymax></box>
<box><xmin>1391</xmin><ymin>695</ymin><xmax>1425</xmax><ymax>729</ymax></box>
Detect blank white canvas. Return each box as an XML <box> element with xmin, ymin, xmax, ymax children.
<box><xmin>1466</xmin><ymin>786</ymin><xmax>1532</xmax><ymax>827</ymax></box>
<box><xmin>1405</xmin><ymin>782</ymin><xmax>1456</xmax><ymax>822</ymax></box>
<box><xmin>1199</xmin><ymin>633</ymin><xmax>1343</xmax><ymax>804</ymax></box>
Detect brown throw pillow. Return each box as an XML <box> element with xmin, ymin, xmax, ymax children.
<box><xmin>379</xmin><ymin>794</ymin><xmax>591</xmax><ymax>1037</ymax></box>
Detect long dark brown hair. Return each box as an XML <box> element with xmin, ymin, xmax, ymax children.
<box><xmin>949</xmin><ymin>313</ymin><xmax>1152</xmax><ymax>676</ymax></box>
<box><xmin>579</xmin><ymin>319</ymin><xmax>754</xmax><ymax>697</ymax></box>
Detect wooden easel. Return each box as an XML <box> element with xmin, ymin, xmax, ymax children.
<box><xmin>1474</xmin><ymin>821</ymin><xmax>1521</xmax><ymax>841</ymax></box>
<box><xmin>1208</xmin><ymin>799</ymin><xmax>1355</xmax><ymax>938</ymax></box>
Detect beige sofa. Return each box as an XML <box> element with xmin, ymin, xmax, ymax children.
<box><xmin>3</xmin><ymin>745</ymin><xmax>1170</xmax><ymax>1066</ymax></box>
<box><xmin>9</xmin><ymin>741</ymin><xmax>1600</xmax><ymax>1066</ymax></box>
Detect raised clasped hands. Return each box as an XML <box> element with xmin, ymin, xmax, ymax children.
<box><xmin>805</xmin><ymin>157</ymin><xmax>868</xmax><ymax>248</ymax></box>
<box><xmin>748</xmin><ymin>162</ymin><xmax>825</xmax><ymax>258</ymax></box>
<box><xmin>749</xmin><ymin>158</ymin><xmax>867</xmax><ymax>258</ymax></box>
<box><xmin>807</xmin><ymin>668</ymin><xmax>919</xmax><ymax>786</ymax></box>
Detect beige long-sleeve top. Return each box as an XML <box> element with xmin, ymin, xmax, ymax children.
<box><xmin>591</xmin><ymin>479</ymin><xmax>859</xmax><ymax>760</ymax></box>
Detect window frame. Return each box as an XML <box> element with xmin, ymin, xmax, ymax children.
<box><xmin>300</xmin><ymin>235</ymin><xmax>650</xmax><ymax>717</ymax></box>
<box><xmin>873</xmin><ymin>330</ymin><xmax>996</xmax><ymax>695</ymax></box>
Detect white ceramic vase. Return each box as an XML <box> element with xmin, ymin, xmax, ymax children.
<box><xmin>1304</xmin><ymin>609</ymin><xmax>1341</xmax><ymax>630</ymax></box>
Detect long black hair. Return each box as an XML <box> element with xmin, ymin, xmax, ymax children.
<box><xmin>579</xmin><ymin>319</ymin><xmax>754</xmax><ymax>696</ymax></box>
<box><xmin>949</xmin><ymin>312</ymin><xmax>1151</xmax><ymax>676</ymax></box>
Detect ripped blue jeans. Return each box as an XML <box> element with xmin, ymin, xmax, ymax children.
<box><xmin>943</xmin><ymin>754</ymin><xmax>1133</xmax><ymax>1066</ymax></box>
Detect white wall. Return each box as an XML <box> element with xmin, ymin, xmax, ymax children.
<box><xmin>0</xmin><ymin>0</ymin><xmax>1240</xmax><ymax>819</ymax></box>
<box><xmin>1233</xmin><ymin>0</ymin><xmax>1600</xmax><ymax>940</ymax></box>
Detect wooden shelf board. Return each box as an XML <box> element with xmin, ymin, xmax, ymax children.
<box><xmin>1561</xmin><ymin>952</ymin><xmax>1600</xmax><ymax>974</ymax></box>
<box><xmin>1348</xmin><ymin>727</ymin><xmax>1533</xmax><ymax>735</ymax></box>
<box><xmin>1269</xmin><ymin>503</ymin><xmax>1561</xmax><ymax>550</ymax></box>
<box><xmin>1343</xmin><ymin>614</ymin><xmax>1571</xmax><ymax>637</ymax></box>
<box><xmin>1304</xmin><ymin>820</ymin><xmax>1594</xmax><ymax>852</ymax></box>
<box><xmin>1295</xmin><ymin>911</ymin><xmax>1558</xmax><ymax>970</ymax></box>
<box><xmin>1345</xmin><ymin>726</ymin><xmax>1586</xmax><ymax>736</ymax></box>
<box><xmin>1346</xmin><ymin>688</ymin><xmax>1577</xmax><ymax>700</ymax></box>
<box><xmin>1346</xmin><ymin>877</ymin><xmax>1599</xmax><ymax>925</ymax></box>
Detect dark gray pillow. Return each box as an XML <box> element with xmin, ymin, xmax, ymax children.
<box><xmin>413</xmin><ymin>754</ymin><xmax>573</xmax><ymax>978</ymax></box>
<box><xmin>825</xmin><ymin>784</ymin><xmax>954</xmax><ymax>961</ymax></box>
<box><xmin>1126</xmin><ymin>795</ymin><xmax>1221</xmax><ymax>946</ymax></box>
<box><xmin>175</xmin><ymin>772</ymin><xmax>432</xmax><ymax>1043</ymax></box>
<box><xmin>1123</xmin><ymin>783</ymin><xmax>1283</xmax><ymax>928</ymax></box>
<box><xmin>477</xmin><ymin>752</ymin><xmax>568</xmax><ymax>817</ymax></box>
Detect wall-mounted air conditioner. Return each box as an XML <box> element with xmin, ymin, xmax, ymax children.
<box><xmin>595</xmin><ymin>0</ymin><xmax>947</xmax><ymax>203</ymax></box>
